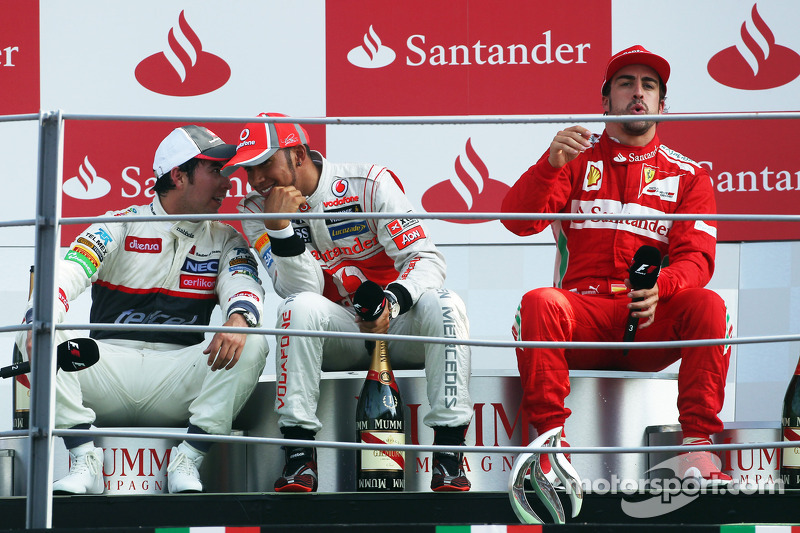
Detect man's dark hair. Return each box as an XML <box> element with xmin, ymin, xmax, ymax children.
<box><xmin>153</xmin><ymin>158</ymin><xmax>200</xmax><ymax>196</ymax></box>
<box><xmin>281</xmin><ymin>144</ymin><xmax>312</xmax><ymax>166</ymax></box>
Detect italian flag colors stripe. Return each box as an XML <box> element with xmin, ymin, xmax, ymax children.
<box><xmin>437</xmin><ymin>526</ymin><xmax>543</xmax><ymax>533</ymax></box>
<box><xmin>720</xmin><ymin>527</ymin><xmax>800</xmax><ymax>533</ymax></box>
<box><xmin>155</xmin><ymin>528</ymin><xmax>261</xmax><ymax>533</ymax></box>
<box><xmin>438</xmin><ymin>527</ymin><xmax>800</xmax><ymax>533</ymax></box>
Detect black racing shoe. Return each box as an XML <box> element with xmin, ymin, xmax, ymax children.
<box><xmin>431</xmin><ymin>451</ymin><xmax>471</xmax><ymax>492</ymax></box>
<box><xmin>274</xmin><ymin>446</ymin><xmax>318</xmax><ymax>493</ymax></box>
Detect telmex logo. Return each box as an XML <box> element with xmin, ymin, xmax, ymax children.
<box><xmin>347</xmin><ymin>25</ymin><xmax>589</xmax><ymax>69</ymax></box>
<box><xmin>63</xmin><ymin>156</ymin><xmax>112</xmax><ymax>200</ymax></box>
<box><xmin>708</xmin><ymin>3</ymin><xmax>800</xmax><ymax>90</ymax></box>
<box><xmin>135</xmin><ymin>10</ymin><xmax>231</xmax><ymax>96</ymax></box>
<box><xmin>421</xmin><ymin>138</ymin><xmax>510</xmax><ymax>224</ymax></box>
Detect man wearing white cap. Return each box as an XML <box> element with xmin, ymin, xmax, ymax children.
<box><xmin>225</xmin><ymin>113</ymin><xmax>473</xmax><ymax>493</ymax></box>
<box><xmin>18</xmin><ymin>125</ymin><xmax>268</xmax><ymax>494</ymax></box>
<box><xmin>502</xmin><ymin>46</ymin><xmax>732</xmax><ymax>486</ymax></box>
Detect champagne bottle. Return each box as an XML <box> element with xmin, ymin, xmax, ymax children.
<box><xmin>356</xmin><ymin>339</ymin><xmax>405</xmax><ymax>491</ymax></box>
<box><xmin>781</xmin><ymin>352</ymin><xmax>800</xmax><ymax>488</ymax></box>
<box><xmin>12</xmin><ymin>266</ymin><xmax>34</xmax><ymax>431</ymax></box>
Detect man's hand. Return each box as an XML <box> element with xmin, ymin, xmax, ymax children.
<box><xmin>262</xmin><ymin>185</ymin><xmax>306</xmax><ymax>231</ymax></box>
<box><xmin>548</xmin><ymin>125</ymin><xmax>593</xmax><ymax>168</ymax></box>
<box><xmin>356</xmin><ymin>305</ymin><xmax>391</xmax><ymax>335</ymax></box>
<box><xmin>203</xmin><ymin>314</ymin><xmax>249</xmax><ymax>371</ymax></box>
<box><xmin>625</xmin><ymin>279</ymin><xmax>659</xmax><ymax>329</ymax></box>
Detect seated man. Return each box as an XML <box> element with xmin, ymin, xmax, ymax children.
<box><xmin>224</xmin><ymin>113</ymin><xmax>473</xmax><ymax>492</ymax></box>
<box><xmin>17</xmin><ymin>125</ymin><xmax>269</xmax><ymax>494</ymax></box>
<box><xmin>501</xmin><ymin>46</ymin><xmax>732</xmax><ymax>485</ymax></box>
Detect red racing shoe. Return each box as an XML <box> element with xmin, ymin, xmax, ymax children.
<box><xmin>431</xmin><ymin>450</ymin><xmax>471</xmax><ymax>492</ymax></box>
<box><xmin>678</xmin><ymin>448</ymin><xmax>733</xmax><ymax>488</ymax></box>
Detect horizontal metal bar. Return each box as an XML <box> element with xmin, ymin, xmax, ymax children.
<box><xmin>51</xmin><ymin>211</ymin><xmax>800</xmax><ymax>227</ymax></box>
<box><xmin>0</xmin><ymin>113</ymin><xmax>40</xmax><ymax>123</ymax></box>
<box><xmin>59</xmin><ymin>111</ymin><xmax>800</xmax><ymax>125</ymax></box>
<box><xmin>57</xmin><ymin>322</ymin><xmax>794</xmax><ymax>350</ymax></box>
<box><xmin>1</xmin><ymin>427</ymin><xmax>788</xmax><ymax>456</ymax></box>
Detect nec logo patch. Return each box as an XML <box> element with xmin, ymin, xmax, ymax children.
<box><xmin>392</xmin><ymin>226</ymin><xmax>426</xmax><ymax>249</ymax></box>
<box><xmin>182</xmin><ymin>258</ymin><xmax>219</xmax><ymax>274</ymax></box>
<box><xmin>125</xmin><ymin>236</ymin><xmax>162</xmax><ymax>253</ymax></box>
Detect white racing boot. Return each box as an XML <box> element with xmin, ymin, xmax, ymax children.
<box><xmin>53</xmin><ymin>444</ymin><xmax>105</xmax><ymax>495</ymax></box>
<box><xmin>167</xmin><ymin>442</ymin><xmax>204</xmax><ymax>493</ymax></box>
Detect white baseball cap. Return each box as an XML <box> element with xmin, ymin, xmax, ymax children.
<box><xmin>153</xmin><ymin>125</ymin><xmax>236</xmax><ymax>178</ymax></box>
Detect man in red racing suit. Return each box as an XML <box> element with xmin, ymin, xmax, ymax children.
<box><xmin>501</xmin><ymin>46</ymin><xmax>732</xmax><ymax>486</ymax></box>
<box><xmin>225</xmin><ymin>113</ymin><xmax>473</xmax><ymax>493</ymax></box>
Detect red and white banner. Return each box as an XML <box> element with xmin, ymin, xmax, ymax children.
<box><xmin>60</xmin><ymin>120</ymin><xmax>327</xmax><ymax>246</ymax></box>
<box><xmin>326</xmin><ymin>0</ymin><xmax>611</xmax><ymax>116</ymax></box>
<box><xmin>0</xmin><ymin>0</ymin><xmax>39</xmax><ymax>115</ymax></box>
<box><xmin>1</xmin><ymin>0</ymin><xmax>797</xmax><ymax>245</ymax></box>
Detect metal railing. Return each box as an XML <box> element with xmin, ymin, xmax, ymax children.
<box><xmin>5</xmin><ymin>110</ymin><xmax>797</xmax><ymax>528</ymax></box>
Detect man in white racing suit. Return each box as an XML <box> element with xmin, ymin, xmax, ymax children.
<box><xmin>17</xmin><ymin>125</ymin><xmax>269</xmax><ymax>494</ymax></box>
<box><xmin>225</xmin><ymin>113</ymin><xmax>473</xmax><ymax>492</ymax></box>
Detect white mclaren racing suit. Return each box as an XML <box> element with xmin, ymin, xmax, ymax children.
<box><xmin>18</xmin><ymin>195</ymin><xmax>268</xmax><ymax>436</ymax></box>
<box><xmin>238</xmin><ymin>151</ymin><xmax>472</xmax><ymax>433</ymax></box>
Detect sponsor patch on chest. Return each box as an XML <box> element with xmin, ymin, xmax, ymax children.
<box><xmin>582</xmin><ymin>161</ymin><xmax>603</xmax><ymax>191</ymax></box>
<box><xmin>639</xmin><ymin>165</ymin><xmax>680</xmax><ymax>202</ymax></box>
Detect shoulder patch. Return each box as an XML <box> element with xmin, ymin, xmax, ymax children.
<box><xmin>659</xmin><ymin>145</ymin><xmax>700</xmax><ymax>166</ymax></box>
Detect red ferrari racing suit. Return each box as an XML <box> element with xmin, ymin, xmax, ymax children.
<box><xmin>502</xmin><ymin>131</ymin><xmax>730</xmax><ymax>439</ymax></box>
<box><xmin>238</xmin><ymin>151</ymin><xmax>472</xmax><ymax>433</ymax></box>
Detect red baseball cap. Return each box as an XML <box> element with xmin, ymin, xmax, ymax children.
<box><xmin>602</xmin><ymin>45</ymin><xmax>670</xmax><ymax>94</ymax></box>
<box><xmin>221</xmin><ymin>113</ymin><xmax>310</xmax><ymax>177</ymax></box>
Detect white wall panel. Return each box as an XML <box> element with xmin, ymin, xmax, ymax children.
<box><xmin>41</xmin><ymin>1</ymin><xmax>326</xmax><ymax>117</ymax></box>
<box><xmin>612</xmin><ymin>0</ymin><xmax>800</xmax><ymax>113</ymax></box>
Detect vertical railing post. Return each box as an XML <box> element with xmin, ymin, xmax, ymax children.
<box><xmin>26</xmin><ymin>110</ymin><xmax>64</xmax><ymax>529</ymax></box>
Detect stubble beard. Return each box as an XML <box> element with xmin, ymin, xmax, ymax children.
<box><xmin>609</xmin><ymin>97</ymin><xmax>657</xmax><ymax>137</ymax></box>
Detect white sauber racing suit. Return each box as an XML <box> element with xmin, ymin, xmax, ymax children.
<box><xmin>238</xmin><ymin>151</ymin><xmax>472</xmax><ymax>433</ymax></box>
<box><xmin>17</xmin><ymin>195</ymin><xmax>268</xmax><ymax>436</ymax></box>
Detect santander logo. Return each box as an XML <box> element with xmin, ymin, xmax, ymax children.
<box><xmin>135</xmin><ymin>10</ymin><xmax>231</xmax><ymax>96</ymax></box>
<box><xmin>63</xmin><ymin>156</ymin><xmax>112</xmax><ymax>200</ymax></box>
<box><xmin>707</xmin><ymin>4</ymin><xmax>800</xmax><ymax>90</ymax></box>
<box><xmin>347</xmin><ymin>25</ymin><xmax>396</xmax><ymax>68</ymax></box>
<box><xmin>421</xmin><ymin>138</ymin><xmax>510</xmax><ymax>224</ymax></box>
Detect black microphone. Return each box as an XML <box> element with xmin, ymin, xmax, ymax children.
<box><xmin>0</xmin><ymin>338</ymin><xmax>100</xmax><ymax>379</ymax></box>
<box><xmin>622</xmin><ymin>246</ymin><xmax>661</xmax><ymax>355</ymax></box>
<box><xmin>353</xmin><ymin>280</ymin><xmax>387</xmax><ymax>322</ymax></box>
<box><xmin>353</xmin><ymin>280</ymin><xmax>387</xmax><ymax>353</ymax></box>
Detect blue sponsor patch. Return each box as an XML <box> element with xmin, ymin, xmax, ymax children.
<box><xmin>94</xmin><ymin>228</ymin><xmax>113</xmax><ymax>246</ymax></box>
<box><xmin>328</xmin><ymin>221</ymin><xmax>369</xmax><ymax>241</ymax></box>
<box><xmin>182</xmin><ymin>258</ymin><xmax>219</xmax><ymax>274</ymax></box>
<box><xmin>260</xmin><ymin>249</ymin><xmax>275</xmax><ymax>270</ymax></box>
<box><xmin>230</xmin><ymin>263</ymin><xmax>259</xmax><ymax>276</ymax></box>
